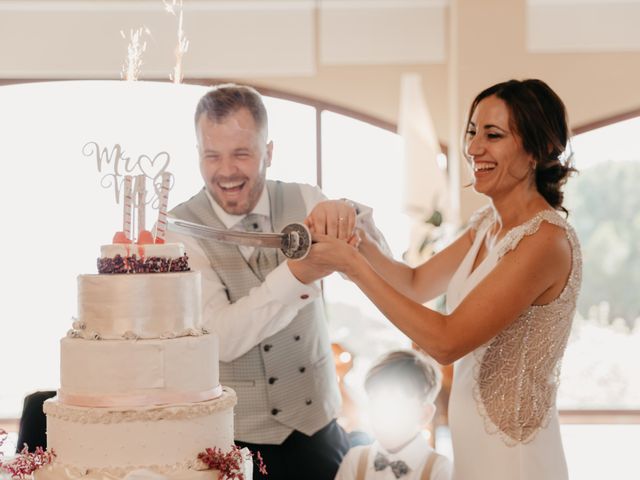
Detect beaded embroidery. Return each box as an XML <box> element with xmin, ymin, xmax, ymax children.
<box><xmin>469</xmin><ymin>208</ymin><xmax>582</xmax><ymax>445</ymax></box>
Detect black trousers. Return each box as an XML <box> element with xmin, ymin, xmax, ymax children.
<box><xmin>16</xmin><ymin>390</ymin><xmax>57</xmax><ymax>452</ymax></box>
<box><xmin>235</xmin><ymin>420</ymin><xmax>350</xmax><ymax>480</ymax></box>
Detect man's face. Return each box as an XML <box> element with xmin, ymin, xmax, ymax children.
<box><xmin>197</xmin><ymin>108</ymin><xmax>272</xmax><ymax>215</ymax></box>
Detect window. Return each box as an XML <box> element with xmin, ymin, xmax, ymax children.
<box><xmin>0</xmin><ymin>81</ymin><xmax>409</xmax><ymax>428</ymax></box>
<box><xmin>557</xmin><ymin>114</ymin><xmax>640</xmax><ymax>480</ymax></box>
<box><xmin>559</xmin><ymin>115</ymin><xmax>640</xmax><ymax>411</ymax></box>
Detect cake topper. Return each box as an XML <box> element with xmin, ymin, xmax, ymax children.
<box><xmin>84</xmin><ymin>138</ymin><xmax>175</xmax><ymax>244</ymax></box>
<box><xmin>83</xmin><ymin>141</ymin><xmax>174</xmax><ymax>211</ymax></box>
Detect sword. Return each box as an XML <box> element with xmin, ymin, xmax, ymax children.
<box><xmin>167</xmin><ymin>217</ymin><xmax>312</xmax><ymax>260</ymax></box>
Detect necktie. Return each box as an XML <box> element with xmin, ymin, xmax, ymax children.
<box><xmin>373</xmin><ymin>452</ymin><xmax>410</xmax><ymax>479</ymax></box>
<box><xmin>241</xmin><ymin>213</ymin><xmax>278</xmax><ymax>281</ymax></box>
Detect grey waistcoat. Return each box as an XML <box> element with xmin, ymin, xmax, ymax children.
<box><xmin>170</xmin><ymin>180</ymin><xmax>341</xmax><ymax>444</ymax></box>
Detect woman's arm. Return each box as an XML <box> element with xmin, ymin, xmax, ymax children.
<box><xmin>358</xmin><ymin>227</ymin><xmax>474</xmax><ymax>303</ymax></box>
<box><xmin>312</xmin><ymin>222</ymin><xmax>571</xmax><ymax>365</ymax></box>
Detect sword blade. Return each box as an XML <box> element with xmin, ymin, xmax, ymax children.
<box><xmin>167</xmin><ymin>218</ymin><xmax>285</xmax><ymax>249</ymax></box>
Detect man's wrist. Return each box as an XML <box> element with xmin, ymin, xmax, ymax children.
<box><xmin>266</xmin><ymin>262</ymin><xmax>319</xmax><ymax>305</ymax></box>
<box><xmin>287</xmin><ymin>259</ymin><xmax>316</xmax><ymax>285</ymax></box>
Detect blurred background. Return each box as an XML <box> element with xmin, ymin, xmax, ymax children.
<box><xmin>1</xmin><ymin>1</ymin><xmax>639</xmax><ymax>478</ymax></box>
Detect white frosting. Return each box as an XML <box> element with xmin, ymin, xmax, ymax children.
<box><xmin>77</xmin><ymin>272</ymin><xmax>202</xmax><ymax>339</ymax></box>
<box><xmin>35</xmin><ymin>464</ymin><xmax>226</xmax><ymax>480</ymax></box>
<box><xmin>43</xmin><ymin>391</ymin><xmax>236</xmax><ymax>472</ymax></box>
<box><xmin>59</xmin><ymin>335</ymin><xmax>220</xmax><ymax>407</ymax></box>
<box><xmin>101</xmin><ymin>243</ymin><xmax>186</xmax><ymax>259</ymax></box>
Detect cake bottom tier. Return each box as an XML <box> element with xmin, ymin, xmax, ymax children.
<box><xmin>39</xmin><ymin>389</ymin><xmax>240</xmax><ymax>478</ymax></box>
<box><xmin>34</xmin><ymin>463</ymin><xmax>251</xmax><ymax>480</ymax></box>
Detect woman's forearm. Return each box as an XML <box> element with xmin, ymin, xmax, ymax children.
<box><xmin>347</xmin><ymin>252</ymin><xmax>452</xmax><ymax>364</ymax></box>
<box><xmin>358</xmin><ymin>239</ymin><xmax>423</xmax><ymax>301</ymax></box>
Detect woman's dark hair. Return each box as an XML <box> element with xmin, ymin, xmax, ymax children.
<box><xmin>464</xmin><ymin>79</ymin><xmax>577</xmax><ymax>215</ymax></box>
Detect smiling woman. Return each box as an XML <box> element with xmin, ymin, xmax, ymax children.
<box><xmin>309</xmin><ymin>78</ymin><xmax>580</xmax><ymax>480</ymax></box>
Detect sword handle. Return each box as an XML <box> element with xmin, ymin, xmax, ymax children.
<box><xmin>280</xmin><ymin>223</ymin><xmax>312</xmax><ymax>260</ymax></box>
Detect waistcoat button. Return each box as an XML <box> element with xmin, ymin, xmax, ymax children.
<box><xmin>263</xmin><ymin>344</ymin><xmax>272</xmax><ymax>352</ymax></box>
<box><xmin>268</xmin><ymin>377</ymin><xmax>278</xmax><ymax>384</ymax></box>
<box><xmin>271</xmin><ymin>408</ymin><xmax>280</xmax><ymax>415</ymax></box>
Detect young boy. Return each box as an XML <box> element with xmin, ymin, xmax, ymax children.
<box><xmin>334</xmin><ymin>350</ymin><xmax>452</xmax><ymax>480</ymax></box>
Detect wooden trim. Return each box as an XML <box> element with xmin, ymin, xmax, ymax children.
<box><xmin>573</xmin><ymin>107</ymin><xmax>640</xmax><ymax>135</ymax></box>
<box><xmin>0</xmin><ymin>77</ymin><xmax>399</xmax><ymax>133</ymax></box>
<box><xmin>559</xmin><ymin>410</ymin><xmax>640</xmax><ymax>425</ymax></box>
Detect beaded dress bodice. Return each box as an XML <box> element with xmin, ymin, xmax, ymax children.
<box><xmin>448</xmin><ymin>206</ymin><xmax>582</xmax><ymax>445</ymax></box>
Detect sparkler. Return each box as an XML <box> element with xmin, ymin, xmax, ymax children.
<box><xmin>120</xmin><ymin>26</ymin><xmax>150</xmax><ymax>81</ymax></box>
<box><xmin>164</xmin><ymin>0</ymin><xmax>189</xmax><ymax>83</ymax></box>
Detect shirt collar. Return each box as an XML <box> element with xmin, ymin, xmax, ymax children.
<box><xmin>372</xmin><ymin>432</ymin><xmax>431</xmax><ymax>473</ymax></box>
<box><xmin>204</xmin><ymin>185</ymin><xmax>270</xmax><ymax>230</ymax></box>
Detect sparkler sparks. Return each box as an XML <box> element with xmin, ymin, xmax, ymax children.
<box><xmin>164</xmin><ymin>0</ymin><xmax>189</xmax><ymax>83</ymax></box>
<box><xmin>120</xmin><ymin>26</ymin><xmax>150</xmax><ymax>81</ymax></box>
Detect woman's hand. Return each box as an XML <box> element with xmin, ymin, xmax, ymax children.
<box><xmin>308</xmin><ymin>233</ymin><xmax>363</xmax><ymax>278</ymax></box>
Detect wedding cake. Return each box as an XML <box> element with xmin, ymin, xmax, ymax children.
<box><xmin>36</xmin><ymin>174</ymin><xmax>250</xmax><ymax>480</ymax></box>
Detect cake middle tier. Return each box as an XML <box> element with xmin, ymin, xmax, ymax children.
<box><xmin>59</xmin><ymin>335</ymin><xmax>220</xmax><ymax>407</ymax></box>
<box><xmin>77</xmin><ymin>271</ymin><xmax>202</xmax><ymax>339</ymax></box>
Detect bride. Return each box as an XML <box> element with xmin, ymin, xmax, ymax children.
<box><xmin>307</xmin><ymin>79</ymin><xmax>581</xmax><ymax>480</ymax></box>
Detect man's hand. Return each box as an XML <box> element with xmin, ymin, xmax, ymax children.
<box><xmin>305</xmin><ymin>200</ymin><xmax>357</xmax><ymax>241</ymax></box>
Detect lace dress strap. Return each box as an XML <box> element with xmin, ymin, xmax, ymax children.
<box><xmin>467</xmin><ymin>205</ymin><xmax>494</xmax><ymax>232</ymax></box>
<box><xmin>496</xmin><ymin>210</ymin><xmax>570</xmax><ymax>259</ymax></box>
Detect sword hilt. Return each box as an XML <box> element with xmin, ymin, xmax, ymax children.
<box><xmin>280</xmin><ymin>223</ymin><xmax>312</xmax><ymax>260</ymax></box>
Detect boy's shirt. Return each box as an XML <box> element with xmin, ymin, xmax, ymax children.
<box><xmin>334</xmin><ymin>433</ymin><xmax>452</xmax><ymax>480</ymax></box>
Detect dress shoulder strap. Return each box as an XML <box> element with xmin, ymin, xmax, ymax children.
<box><xmin>467</xmin><ymin>205</ymin><xmax>493</xmax><ymax>232</ymax></box>
<box><xmin>356</xmin><ymin>446</ymin><xmax>370</xmax><ymax>480</ymax></box>
<box><xmin>496</xmin><ymin>209</ymin><xmax>573</xmax><ymax>260</ymax></box>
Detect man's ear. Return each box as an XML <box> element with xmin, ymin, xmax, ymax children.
<box><xmin>265</xmin><ymin>140</ymin><xmax>273</xmax><ymax>168</ymax></box>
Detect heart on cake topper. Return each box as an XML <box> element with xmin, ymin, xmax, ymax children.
<box><xmin>138</xmin><ymin>151</ymin><xmax>170</xmax><ymax>181</ymax></box>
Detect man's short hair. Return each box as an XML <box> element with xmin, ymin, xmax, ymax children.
<box><xmin>365</xmin><ymin>349</ymin><xmax>442</xmax><ymax>404</ymax></box>
<box><xmin>195</xmin><ymin>83</ymin><xmax>268</xmax><ymax>136</ymax></box>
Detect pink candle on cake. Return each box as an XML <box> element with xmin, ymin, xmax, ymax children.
<box><xmin>123</xmin><ymin>175</ymin><xmax>133</xmax><ymax>240</ymax></box>
<box><xmin>112</xmin><ymin>175</ymin><xmax>134</xmax><ymax>244</ymax></box>
<box><xmin>135</xmin><ymin>175</ymin><xmax>154</xmax><ymax>245</ymax></box>
<box><xmin>154</xmin><ymin>172</ymin><xmax>171</xmax><ymax>244</ymax></box>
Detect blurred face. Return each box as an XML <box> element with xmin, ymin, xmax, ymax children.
<box><xmin>197</xmin><ymin>108</ymin><xmax>272</xmax><ymax>215</ymax></box>
<box><xmin>465</xmin><ymin>95</ymin><xmax>535</xmax><ymax>199</ymax></box>
<box><xmin>367</xmin><ymin>386</ymin><xmax>433</xmax><ymax>453</ymax></box>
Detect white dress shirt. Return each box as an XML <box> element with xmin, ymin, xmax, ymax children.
<box><xmin>166</xmin><ymin>183</ymin><xmax>388</xmax><ymax>362</ymax></box>
<box><xmin>334</xmin><ymin>433</ymin><xmax>452</xmax><ymax>480</ymax></box>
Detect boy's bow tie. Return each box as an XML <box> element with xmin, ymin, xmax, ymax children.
<box><xmin>374</xmin><ymin>452</ymin><xmax>410</xmax><ymax>478</ymax></box>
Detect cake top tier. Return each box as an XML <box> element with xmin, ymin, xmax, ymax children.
<box><xmin>74</xmin><ymin>270</ymin><xmax>203</xmax><ymax>340</ymax></box>
<box><xmin>98</xmin><ymin>243</ymin><xmax>190</xmax><ymax>274</ymax></box>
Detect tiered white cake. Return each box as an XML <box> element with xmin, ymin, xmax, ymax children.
<box><xmin>37</xmin><ymin>243</ymin><xmax>246</xmax><ymax>480</ymax></box>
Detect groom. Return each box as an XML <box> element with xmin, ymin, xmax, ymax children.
<box><xmin>169</xmin><ymin>83</ymin><xmax>388</xmax><ymax>479</ymax></box>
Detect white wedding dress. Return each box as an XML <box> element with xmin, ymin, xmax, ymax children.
<box><xmin>446</xmin><ymin>206</ymin><xmax>582</xmax><ymax>480</ymax></box>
